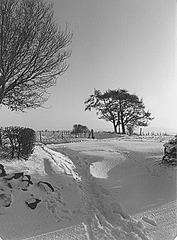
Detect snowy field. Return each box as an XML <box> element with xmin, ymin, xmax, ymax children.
<box><xmin>0</xmin><ymin>137</ymin><xmax>176</xmax><ymax>240</ymax></box>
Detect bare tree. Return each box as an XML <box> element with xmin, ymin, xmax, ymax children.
<box><xmin>0</xmin><ymin>0</ymin><xmax>73</xmax><ymax>111</ymax></box>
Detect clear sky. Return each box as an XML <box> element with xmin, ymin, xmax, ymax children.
<box><xmin>1</xmin><ymin>0</ymin><xmax>176</xmax><ymax>132</ymax></box>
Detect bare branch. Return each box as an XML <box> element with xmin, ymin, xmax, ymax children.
<box><xmin>0</xmin><ymin>0</ymin><xmax>73</xmax><ymax>111</ymax></box>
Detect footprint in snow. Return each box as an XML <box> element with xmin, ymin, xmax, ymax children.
<box><xmin>25</xmin><ymin>198</ymin><xmax>41</xmax><ymax>210</ymax></box>
<box><xmin>37</xmin><ymin>181</ymin><xmax>55</xmax><ymax>193</ymax></box>
<box><xmin>3</xmin><ymin>172</ymin><xmax>24</xmax><ymax>180</ymax></box>
<box><xmin>142</xmin><ymin>216</ymin><xmax>157</xmax><ymax>227</ymax></box>
<box><xmin>44</xmin><ymin>197</ymin><xmax>72</xmax><ymax>222</ymax></box>
<box><xmin>3</xmin><ymin>173</ymin><xmax>33</xmax><ymax>191</ymax></box>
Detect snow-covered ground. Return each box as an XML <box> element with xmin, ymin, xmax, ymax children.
<box><xmin>0</xmin><ymin>137</ymin><xmax>176</xmax><ymax>240</ymax></box>
<box><xmin>50</xmin><ymin>137</ymin><xmax>177</xmax><ymax>240</ymax></box>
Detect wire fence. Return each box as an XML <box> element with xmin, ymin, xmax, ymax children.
<box><xmin>36</xmin><ymin>130</ymin><xmax>90</xmax><ymax>144</ymax></box>
<box><xmin>35</xmin><ymin>129</ymin><xmax>174</xmax><ymax>144</ymax></box>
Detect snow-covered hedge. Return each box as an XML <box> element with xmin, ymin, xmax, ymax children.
<box><xmin>162</xmin><ymin>135</ymin><xmax>177</xmax><ymax>165</ymax></box>
<box><xmin>2</xmin><ymin>127</ymin><xmax>36</xmax><ymax>159</ymax></box>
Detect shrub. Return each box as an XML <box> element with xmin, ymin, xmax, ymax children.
<box><xmin>126</xmin><ymin>124</ymin><xmax>134</xmax><ymax>136</ymax></box>
<box><xmin>162</xmin><ymin>135</ymin><xmax>177</xmax><ymax>165</ymax></box>
<box><xmin>18</xmin><ymin>128</ymin><xmax>36</xmax><ymax>159</ymax></box>
<box><xmin>71</xmin><ymin>124</ymin><xmax>89</xmax><ymax>137</ymax></box>
<box><xmin>2</xmin><ymin>127</ymin><xmax>36</xmax><ymax>159</ymax></box>
<box><xmin>3</xmin><ymin>127</ymin><xmax>22</xmax><ymax>158</ymax></box>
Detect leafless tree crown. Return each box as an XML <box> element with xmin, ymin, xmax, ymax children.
<box><xmin>0</xmin><ymin>0</ymin><xmax>73</xmax><ymax>111</ymax></box>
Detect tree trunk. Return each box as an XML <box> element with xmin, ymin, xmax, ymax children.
<box><xmin>122</xmin><ymin>123</ymin><xmax>126</xmax><ymax>134</ymax></box>
<box><xmin>9</xmin><ymin>138</ymin><xmax>15</xmax><ymax>158</ymax></box>
<box><xmin>0</xmin><ymin>90</ymin><xmax>3</xmax><ymax>105</ymax></box>
<box><xmin>113</xmin><ymin>121</ymin><xmax>117</xmax><ymax>133</ymax></box>
<box><xmin>120</xmin><ymin>111</ymin><xmax>126</xmax><ymax>134</ymax></box>
<box><xmin>0</xmin><ymin>129</ymin><xmax>2</xmax><ymax>146</ymax></box>
<box><xmin>118</xmin><ymin>124</ymin><xmax>121</xmax><ymax>134</ymax></box>
<box><xmin>0</xmin><ymin>81</ymin><xmax>5</xmax><ymax>105</ymax></box>
<box><xmin>118</xmin><ymin>111</ymin><xmax>121</xmax><ymax>134</ymax></box>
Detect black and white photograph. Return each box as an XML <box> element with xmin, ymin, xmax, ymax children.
<box><xmin>0</xmin><ymin>0</ymin><xmax>176</xmax><ymax>239</ymax></box>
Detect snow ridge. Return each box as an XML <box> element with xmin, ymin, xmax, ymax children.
<box><xmin>40</xmin><ymin>145</ymin><xmax>81</xmax><ymax>181</ymax></box>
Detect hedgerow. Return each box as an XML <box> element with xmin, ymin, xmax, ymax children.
<box><xmin>2</xmin><ymin>127</ymin><xmax>36</xmax><ymax>160</ymax></box>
